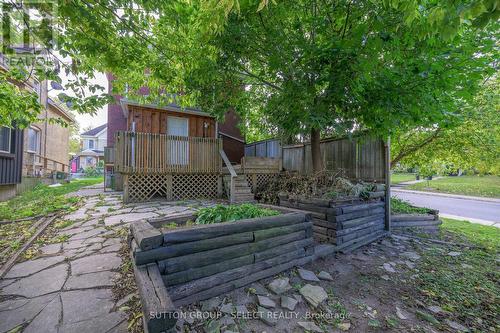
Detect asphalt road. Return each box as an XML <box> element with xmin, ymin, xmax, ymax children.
<box><xmin>391</xmin><ymin>189</ymin><xmax>500</xmax><ymax>226</ymax></box>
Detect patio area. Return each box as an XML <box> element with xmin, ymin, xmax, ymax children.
<box><xmin>0</xmin><ymin>187</ymin><xmax>218</xmax><ymax>333</ymax></box>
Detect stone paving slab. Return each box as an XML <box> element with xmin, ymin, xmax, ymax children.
<box><xmin>61</xmin><ymin>289</ymin><xmax>115</xmax><ymax>324</ymax></box>
<box><xmin>2</xmin><ymin>263</ymin><xmax>68</xmax><ymax>298</ymax></box>
<box><xmin>71</xmin><ymin>253</ymin><xmax>121</xmax><ymax>275</ymax></box>
<box><xmin>0</xmin><ymin>190</ymin><xmax>220</xmax><ymax>333</ymax></box>
<box><xmin>103</xmin><ymin>212</ymin><xmax>158</xmax><ymax>226</ymax></box>
<box><xmin>23</xmin><ymin>295</ymin><xmax>62</xmax><ymax>333</ymax></box>
<box><xmin>5</xmin><ymin>255</ymin><xmax>66</xmax><ymax>279</ymax></box>
<box><xmin>0</xmin><ymin>294</ymin><xmax>57</xmax><ymax>332</ymax></box>
<box><xmin>64</xmin><ymin>271</ymin><xmax>117</xmax><ymax>290</ymax></box>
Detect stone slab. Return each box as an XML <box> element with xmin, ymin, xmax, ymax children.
<box><xmin>23</xmin><ymin>295</ymin><xmax>62</xmax><ymax>333</ymax></box>
<box><xmin>70</xmin><ymin>253</ymin><xmax>121</xmax><ymax>275</ymax></box>
<box><xmin>64</xmin><ymin>271</ymin><xmax>117</xmax><ymax>290</ymax></box>
<box><xmin>59</xmin><ymin>310</ymin><xmax>126</xmax><ymax>333</ymax></box>
<box><xmin>298</xmin><ymin>268</ymin><xmax>320</xmax><ymax>282</ymax></box>
<box><xmin>5</xmin><ymin>255</ymin><xmax>66</xmax><ymax>278</ymax></box>
<box><xmin>299</xmin><ymin>284</ymin><xmax>328</xmax><ymax>308</ymax></box>
<box><xmin>39</xmin><ymin>243</ymin><xmax>62</xmax><ymax>255</ymax></box>
<box><xmin>60</xmin><ymin>289</ymin><xmax>115</xmax><ymax>325</ymax></box>
<box><xmin>2</xmin><ymin>263</ymin><xmax>68</xmax><ymax>298</ymax></box>
<box><xmin>68</xmin><ymin>228</ymin><xmax>106</xmax><ymax>241</ymax></box>
<box><xmin>103</xmin><ymin>212</ymin><xmax>158</xmax><ymax>226</ymax></box>
<box><xmin>0</xmin><ymin>294</ymin><xmax>57</xmax><ymax>333</ymax></box>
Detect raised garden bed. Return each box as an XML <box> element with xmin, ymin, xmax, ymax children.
<box><xmin>130</xmin><ymin>210</ymin><xmax>315</xmax><ymax>332</ymax></box>
<box><xmin>392</xmin><ymin>211</ymin><xmax>441</xmax><ymax>234</ymax></box>
<box><xmin>278</xmin><ymin>193</ymin><xmax>387</xmax><ymax>252</ymax></box>
<box><xmin>390</xmin><ymin>198</ymin><xmax>441</xmax><ymax>234</ymax></box>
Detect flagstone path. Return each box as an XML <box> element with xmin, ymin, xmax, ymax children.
<box><xmin>0</xmin><ymin>188</ymin><xmax>217</xmax><ymax>333</ymax></box>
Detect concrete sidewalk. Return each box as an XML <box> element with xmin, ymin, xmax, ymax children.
<box><xmin>392</xmin><ymin>188</ymin><xmax>500</xmax><ymax>203</ymax></box>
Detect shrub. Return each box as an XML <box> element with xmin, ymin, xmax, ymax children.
<box><xmin>83</xmin><ymin>166</ymin><xmax>103</xmax><ymax>177</ymax></box>
<box><xmin>195</xmin><ymin>204</ymin><xmax>279</xmax><ymax>225</ymax></box>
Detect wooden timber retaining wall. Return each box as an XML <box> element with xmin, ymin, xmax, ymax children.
<box><xmin>278</xmin><ymin>194</ymin><xmax>387</xmax><ymax>252</ymax></box>
<box><xmin>130</xmin><ymin>212</ymin><xmax>315</xmax><ymax>331</ymax></box>
<box><xmin>391</xmin><ymin>212</ymin><xmax>441</xmax><ymax>234</ymax></box>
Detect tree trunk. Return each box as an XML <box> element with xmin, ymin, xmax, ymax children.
<box><xmin>311</xmin><ymin>127</ymin><xmax>322</xmax><ymax>172</ymax></box>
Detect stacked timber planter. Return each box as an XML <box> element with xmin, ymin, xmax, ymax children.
<box><xmin>130</xmin><ymin>212</ymin><xmax>314</xmax><ymax>333</ymax></box>
<box><xmin>392</xmin><ymin>210</ymin><xmax>441</xmax><ymax>234</ymax></box>
<box><xmin>278</xmin><ymin>194</ymin><xmax>386</xmax><ymax>252</ymax></box>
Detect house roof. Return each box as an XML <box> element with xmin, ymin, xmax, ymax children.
<box><xmin>47</xmin><ymin>98</ymin><xmax>76</xmax><ymax>123</ymax></box>
<box><xmin>81</xmin><ymin>124</ymin><xmax>107</xmax><ymax>136</ymax></box>
<box><xmin>120</xmin><ymin>98</ymin><xmax>214</xmax><ymax>119</ymax></box>
<box><xmin>77</xmin><ymin>149</ymin><xmax>104</xmax><ymax>157</ymax></box>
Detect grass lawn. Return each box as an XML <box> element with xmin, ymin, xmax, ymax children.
<box><xmin>407</xmin><ymin>175</ymin><xmax>500</xmax><ymax>198</ymax></box>
<box><xmin>391</xmin><ymin>172</ymin><xmax>416</xmax><ymax>185</ymax></box>
<box><xmin>0</xmin><ymin>177</ymin><xmax>103</xmax><ymax>220</ymax></box>
<box><xmin>413</xmin><ymin>218</ymin><xmax>500</xmax><ymax>332</ymax></box>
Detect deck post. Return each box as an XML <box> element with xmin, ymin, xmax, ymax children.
<box><xmin>123</xmin><ymin>174</ymin><xmax>129</xmax><ymax>203</ymax></box>
<box><xmin>384</xmin><ymin>137</ymin><xmax>391</xmax><ymax>232</ymax></box>
<box><xmin>217</xmin><ymin>175</ymin><xmax>223</xmax><ymax>198</ymax></box>
<box><xmin>166</xmin><ymin>174</ymin><xmax>173</xmax><ymax>200</ymax></box>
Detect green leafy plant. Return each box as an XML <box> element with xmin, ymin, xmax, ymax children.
<box><xmin>84</xmin><ymin>166</ymin><xmax>103</xmax><ymax>177</ymax></box>
<box><xmin>195</xmin><ymin>204</ymin><xmax>279</xmax><ymax>225</ymax></box>
<box><xmin>391</xmin><ymin>198</ymin><xmax>432</xmax><ymax>214</ymax></box>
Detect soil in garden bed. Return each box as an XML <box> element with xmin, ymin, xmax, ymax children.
<box><xmin>170</xmin><ymin>233</ymin><xmax>477</xmax><ymax>333</ymax></box>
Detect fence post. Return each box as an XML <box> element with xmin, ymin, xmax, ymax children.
<box><xmin>302</xmin><ymin>144</ymin><xmax>306</xmax><ymax>175</ymax></box>
<box><xmin>384</xmin><ymin>137</ymin><xmax>391</xmax><ymax>232</ymax></box>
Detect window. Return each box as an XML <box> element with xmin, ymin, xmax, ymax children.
<box><xmin>86</xmin><ymin>157</ymin><xmax>94</xmax><ymax>166</ymax></box>
<box><xmin>0</xmin><ymin>126</ymin><xmax>11</xmax><ymax>153</ymax></box>
<box><xmin>27</xmin><ymin>127</ymin><xmax>40</xmax><ymax>153</ymax></box>
<box><xmin>88</xmin><ymin>139</ymin><xmax>94</xmax><ymax>149</ymax></box>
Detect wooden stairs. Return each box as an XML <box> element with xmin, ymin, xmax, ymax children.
<box><xmin>223</xmin><ymin>174</ymin><xmax>255</xmax><ymax>203</ymax></box>
<box><xmin>220</xmin><ymin>149</ymin><xmax>255</xmax><ymax>203</ymax></box>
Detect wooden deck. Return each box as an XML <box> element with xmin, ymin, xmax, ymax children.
<box><xmin>114</xmin><ymin>131</ymin><xmax>222</xmax><ymax>174</ymax></box>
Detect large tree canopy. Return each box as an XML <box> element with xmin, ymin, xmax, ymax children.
<box><xmin>391</xmin><ymin>78</ymin><xmax>500</xmax><ymax>174</ymax></box>
<box><xmin>1</xmin><ymin>0</ymin><xmax>498</xmax><ymax>171</ymax></box>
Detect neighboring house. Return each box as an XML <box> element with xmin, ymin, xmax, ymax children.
<box><xmin>74</xmin><ymin>124</ymin><xmax>107</xmax><ymax>170</ymax></box>
<box><xmin>23</xmin><ymin>96</ymin><xmax>76</xmax><ymax>178</ymax></box>
<box><xmin>0</xmin><ymin>55</ymin><xmax>76</xmax><ymax>201</ymax></box>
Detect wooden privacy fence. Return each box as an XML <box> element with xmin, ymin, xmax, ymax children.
<box><xmin>282</xmin><ymin>137</ymin><xmax>387</xmax><ymax>182</ymax></box>
<box><xmin>244</xmin><ymin>139</ymin><xmax>281</xmax><ymax>158</ymax></box>
<box><xmin>114</xmin><ymin>131</ymin><xmax>222</xmax><ymax>174</ymax></box>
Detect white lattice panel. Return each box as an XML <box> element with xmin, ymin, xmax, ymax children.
<box><xmin>125</xmin><ymin>173</ymin><xmax>219</xmax><ymax>202</ymax></box>
<box><xmin>126</xmin><ymin>174</ymin><xmax>169</xmax><ymax>202</ymax></box>
<box><xmin>172</xmin><ymin>174</ymin><xmax>219</xmax><ymax>200</ymax></box>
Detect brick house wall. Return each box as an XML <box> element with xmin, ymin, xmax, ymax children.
<box><xmin>106</xmin><ymin>73</ymin><xmax>127</xmax><ymax>147</ymax></box>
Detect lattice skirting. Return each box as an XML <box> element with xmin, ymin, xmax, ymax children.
<box><xmin>246</xmin><ymin>173</ymin><xmax>278</xmax><ymax>193</ymax></box>
<box><xmin>124</xmin><ymin>173</ymin><xmax>220</xmax><ymax>203</ymax></box>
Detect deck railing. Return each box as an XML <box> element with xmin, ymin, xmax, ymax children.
<box><xmin>24</xmin><ymin>152</ymin><xmax>69</xmax><ymax>177</ymax></box>
<box><xmin>114</xmin><ymin>131</ymin><xmax>222</xmax><ymax>174</ymax></box>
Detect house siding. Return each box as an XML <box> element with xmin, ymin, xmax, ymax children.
<box><xmin>0</xmin><ymin>128</ymin><xmax>24</xmax><ymax>185</ymax></box>
<box><xmin>221</xmin><ymin>135</ymin><xmax>245</xmax><ymax>163</ymax></box>
<box><xmin>218</xmin><ymin>109</ymin><xmax>245</xmax><ymax>163</ymax></box>
<box><xmin>127</xmin><ymin>105</ymin><xmax>216</xmax><ymax>138</ymax></box>
<box><xmin>22</xmin><ymin>103</ymin><xmax>72</xmax><ymax>174</ymax></box>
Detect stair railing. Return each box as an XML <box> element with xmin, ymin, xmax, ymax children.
<box><xmin>219</xmin><ymin>149</ymin><xmax>236</xmax><ymax>204</ymax></box>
